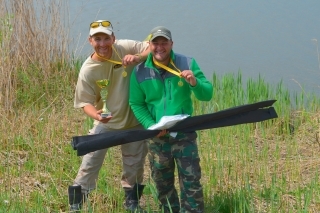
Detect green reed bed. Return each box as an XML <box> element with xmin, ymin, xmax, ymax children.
<box><xmin>193</xmin><ymin>72</ymin><xmax>320</xmax><ymax>212</ymax></box>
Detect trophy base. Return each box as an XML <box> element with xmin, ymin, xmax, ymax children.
<box><xmin>101</xmin><ymin>112</ymin><xmax>112</xmax><ymax>118</ymax></box>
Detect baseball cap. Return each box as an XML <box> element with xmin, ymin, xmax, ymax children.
<box><xmin>149</xmin><ymin>26</ymin><xmax>172</xmax><ymax>41</ymax></box>
<box><xmin>89</xmin><ymin>20</ymin><xmax>113</xmax><ymax>36</ymax></box>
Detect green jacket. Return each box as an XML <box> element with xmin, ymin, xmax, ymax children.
<box><xmin>129</xmin><ymin>50</ymin><xmax>213</xmax><ymax>129</ymax></box>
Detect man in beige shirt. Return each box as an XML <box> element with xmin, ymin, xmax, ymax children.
<box><xmin>69</xmin><ymin>20</ymin><xmax>149</xmax><ymax>212</ymax></box>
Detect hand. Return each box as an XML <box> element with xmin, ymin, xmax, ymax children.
<box><xmin>156</xmin><ymin>129</ymin><xmax>168</xmax><ymax>137</ymax></box>
<box><xmin>180</xmin><ymin>70</ymin><xmax>197</xmax><ymax>86</ymax></box>
<box><xmin>122</xmin><ymin>54</ymin><xmax>141</xmax><ymax>66</ymax></box>
<box><xmin>96</xmin><ymin>109</ymin><xmax>112</xmax><ymax>123</ymax></box>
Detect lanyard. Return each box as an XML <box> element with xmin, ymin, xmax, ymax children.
<box><xmin>94</xmin><ymin>45</ymin><xmax>124</xmax><ymax>66</ymax></box>
<box><xmin>153</xmin><ymin>59</ymin><xmax>181</xmax><ymax>77</ymax></box>
<box><xmin>94</xmin><ymin>45</ymin><xmax>128</xmax><ymax>77</ymax></box>
<box><xmin>95</xmin><ymin>54</ymin><xmax>122</xmax><ymax>65</ymax></box>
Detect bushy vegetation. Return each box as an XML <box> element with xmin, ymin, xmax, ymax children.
<box><xmin>0</xmin><ymin>0</ymin><xmax>319</xmax><ymax>212</ymax></box>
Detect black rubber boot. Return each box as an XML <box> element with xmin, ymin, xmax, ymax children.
<box><xmin>123</xmin><ymin>184</ymin><xmax>146</xmax><ymax>213</ymax></box>
<box><xmin>68</xmin><ymin>185</ymin><xmax>87</xmax><ymax>212</ymax></box>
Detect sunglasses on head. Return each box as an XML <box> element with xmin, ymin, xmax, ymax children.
<box><xmin>90</xmin><ymin>21</ymin><xmax>113</xmax><ymax>29</ymax></box>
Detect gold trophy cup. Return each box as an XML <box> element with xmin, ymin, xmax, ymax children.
<box><xmin>96</xmin><ymin>79</ymin><xmax>111</xmax><ymax>118</ymax></box>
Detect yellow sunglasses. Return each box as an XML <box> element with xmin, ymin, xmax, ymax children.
<box><xmin>90</xmin><ymin>21</ymin><xmax>113</xmax><ymax>29</ymax></box>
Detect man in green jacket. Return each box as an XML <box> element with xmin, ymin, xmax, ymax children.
<box><xmin>129</xmin><ymin>26</ymin><xmax>213</xmax><ymax>213</ymax></box>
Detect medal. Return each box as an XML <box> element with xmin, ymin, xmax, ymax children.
<box><xmin>122</xmin><ymin>71</ymin><xmax>127</xmax><ymax>77</ymax></box>
<box><xmin>178</xmin><ymin>79</ymin><xmax>183</xmax><ymax>87</ymax></box>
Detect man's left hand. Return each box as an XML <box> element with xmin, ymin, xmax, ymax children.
<box><xmin>181</xmin><ymin>70</ymin><xmax>197</xmax><ymax>86</ymax></box>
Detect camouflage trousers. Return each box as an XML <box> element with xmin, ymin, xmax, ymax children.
<box><xmin>148</xmin><ymin>132</ymin><xmax>204</xmax><ymax>213</ymax></box>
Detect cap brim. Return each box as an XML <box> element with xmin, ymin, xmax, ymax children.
<box><xmin>150</xmin><ymin>33</ymin><xmax>171</xmax><ymax>41</ymax></box>
<box><xmin>90</xmin><ymin>26</ymin><xmax>113</xmax><ymax>36</ymax></box>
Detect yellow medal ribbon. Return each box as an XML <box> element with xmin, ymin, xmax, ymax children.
<box><xmin>95</xmin><ymin>53</ymin><xmax>122</xmax><ymax>65</ymax></box>
<box><xmin>153</xmin><ymin>59</ymin><xmax>184</xmax><ymax>86</ymax></box>
<box><xmin>94</xmin><ymin>45</ymin><xmax>128</xmax><ymax>77</ymax></box>
<box><xmin>153</xmin><ymin>59</ymin><xmax>181</xmax><ymax>77</ymax></box>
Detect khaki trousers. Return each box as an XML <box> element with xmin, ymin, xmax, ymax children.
<box><xmin>73</xmin><ymin>123</ymin><xmax>148</xmax><ymax>192</ymax></box>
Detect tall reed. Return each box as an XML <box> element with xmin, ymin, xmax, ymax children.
<box><xmin>0</xmin><ymin>0</ymin><xmax>73</xmax><ymax>113</ymax></box>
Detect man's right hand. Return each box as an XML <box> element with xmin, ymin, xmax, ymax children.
<box><xmin>96</xmin><ymin>109</ymin><xmax>112</xmax><ymax>123</ymax></box>
<box><xmin>156</xmin><ymin>129</ymin><xmax>168</xmax><ymax>137</ymax></box>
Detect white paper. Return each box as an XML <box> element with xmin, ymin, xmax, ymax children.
<box><xmin>148</xmin><ymin>114</ymin><xmax>190</xmax><ymax>130</ymax></box>
<box><xmin>169</xmin><ymin>132</ymin><xmax>178</xmax><ymax>138</ymax></box>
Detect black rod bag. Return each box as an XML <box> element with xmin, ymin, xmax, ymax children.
<box><xmin>72</xmin><ymin>100</ymin><xmax>278</xmax><ymax>156</ymax></box>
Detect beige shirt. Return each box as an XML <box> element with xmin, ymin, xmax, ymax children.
<box><xmin>74</xmin><ymin>39</ymin><xmax>149</xmax><ymax>129</ymax></box>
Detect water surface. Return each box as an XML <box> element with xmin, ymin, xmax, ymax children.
<box><xmin>68</xmin><ymin>0</ymin><xmax>320</xmax><ymax>94</ymax></box>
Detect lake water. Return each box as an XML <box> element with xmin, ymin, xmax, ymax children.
<box><xmin>68</xmin><ymin>0</ymin><xmax>320</xmax><ymax>94</ymax></box>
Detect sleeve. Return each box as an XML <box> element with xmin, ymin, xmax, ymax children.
<box><xmin>74</xmin><ymin>74</ymin><xmax>97</xmax><ymax>108</ymax></box>
<box><xmin>129</xmin><ymin>68</ymin><xmax>156</xmax><ymax>129</ymax></box>
<box><xmin>124</xmin><ymin>40</ymin><xmax>149</xmax><ymax>55</ymax></box>
<box><xmin>189</xmin><ymin>58</ymin><xmax>214</xmax><ymax>101</ymax></box>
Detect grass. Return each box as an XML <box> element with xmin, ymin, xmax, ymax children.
<box><xmin>1</xmin><ymin>0</ymin><xmax>320</xmax><ymax>212</ymax></box>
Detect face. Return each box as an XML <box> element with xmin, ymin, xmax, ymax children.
<box><xmin>89</xmin><ymin>33</ymin><xmax>115</xmax><ymax>58</ymax></box>
<box><xmin>150</xmin><ymin>36</ymin><xmax>173</xmax><ymax>64</ymax></box>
